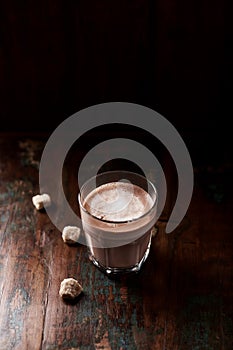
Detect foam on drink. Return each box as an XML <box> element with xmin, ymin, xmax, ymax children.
<box><xmin>83</xmin><ymin>181</ymin><xmax>154</xmax><ymax>222</ymax></box>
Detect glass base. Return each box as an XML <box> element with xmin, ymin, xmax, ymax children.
<box><xmin>88</xmin><ymin>238</ymin><xmax>151</xmax><ymax>277</ymax></box>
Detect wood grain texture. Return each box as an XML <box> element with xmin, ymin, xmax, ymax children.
<box><xmin>0</xmin><ymin>133</ymin><xmax>233</xmax><ymax>350</ymax></box>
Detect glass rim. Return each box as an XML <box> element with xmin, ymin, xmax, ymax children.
<box><xmin>78</xmin><ymin>170</ymin><xmax>158</xmax><ymax>224</ymax></box>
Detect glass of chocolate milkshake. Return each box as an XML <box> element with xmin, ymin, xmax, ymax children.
<box><xmin>78</xmin><ymin>171</ymin><xmax>158</xmax><ymax>276</ymax></box>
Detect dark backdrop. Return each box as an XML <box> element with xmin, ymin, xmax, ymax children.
<box><xmin>0</xmin><ymin>1</ymin><xmax>232</xmax><ymax>161</ymax></box>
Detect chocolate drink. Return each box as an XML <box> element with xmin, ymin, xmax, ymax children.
<box><xmin>81</xmin><ymin>181</ymin><xmax>156</xmax><ymax>269</ymax></box>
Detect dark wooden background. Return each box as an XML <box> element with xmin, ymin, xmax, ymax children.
<box><xmin>0</xmin><ymin>133</ymin><xmax>232</xmax><ymax>350</ymax></box>
<box><xmin>0</xmin><ymin>0</ymin><xmax>232</xmax><ymax>147</ymax></box>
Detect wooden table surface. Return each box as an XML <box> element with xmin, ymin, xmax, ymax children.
<box><xmin>0</xmin><ymin>133</ymin><xmax>232</xmax><ymax>350</ymax></box>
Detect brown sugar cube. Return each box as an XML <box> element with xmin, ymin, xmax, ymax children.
<box><xmin>32</xmin><ymin>193</ymin><xmax>51</xmax><ymax>210</ymax></box>
<box><xmin>59</xmin><ymin>278</ymin><xmax>83</xmax><ymax>300</ymax></box>
<box><xmin>62</xmin><ymin>226</ymin><xmax>81</xmax><ymax>245</ymax></box>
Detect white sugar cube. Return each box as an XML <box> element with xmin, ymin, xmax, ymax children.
<box><xmin>32</xmin><ymin>193</ymin><xmax>51</xmax><ymax>210</ymax></box>
<box><xmin>62</xmin><ymin>226</ymin><xmax>81</xmax><ymax>245</ymax></box>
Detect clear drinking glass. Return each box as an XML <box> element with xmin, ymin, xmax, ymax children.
<box><xmin>78</xmin><ymin>171</ymin><xmax>158</xmax><ymax>276</ymax></box>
